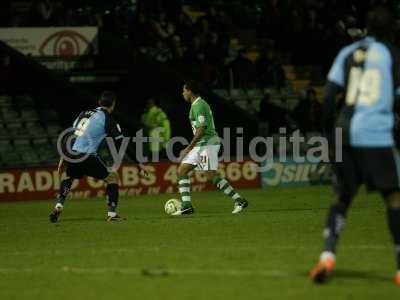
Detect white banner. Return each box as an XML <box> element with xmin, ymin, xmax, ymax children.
<box><xmin>0</xmin><ymin>27</ymin><xmax>98</xmax><ymax>57</ymax></box>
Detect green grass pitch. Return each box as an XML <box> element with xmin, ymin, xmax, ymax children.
<box><xmin>1</xmin><ymin>186</ymin><xmax>400</xmax><ymax>299</ymax></box>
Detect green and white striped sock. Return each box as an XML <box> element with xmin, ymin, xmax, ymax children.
<box><xmin>212</xmin><ymin>176</ymin><xmax>241</xmax><ymax>202</ymax></box>
<box><xmin>178</xmin><ymin>175</ymin><xmax>192</xmax><ymax>208</ymax></box>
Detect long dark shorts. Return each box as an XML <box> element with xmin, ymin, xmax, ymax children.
<box><xmin>66</xmin><ymin>155</ymin><xmax>109</xmax><ymax>180</ymax></box>
<box><xmin>333</xmin><ymin>146</ymin><xmax>400</xmax><ymax>197</ymax></box>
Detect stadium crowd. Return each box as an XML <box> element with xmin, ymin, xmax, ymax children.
<box><xmin>1</xmin><ymin>0</ymin><xmax>398</xmax><ymax>137</ymax></box>
<box><xmin>2</xmin><ymin>0</ymin><xmax>396</xmax><ymax>88</ymax></box>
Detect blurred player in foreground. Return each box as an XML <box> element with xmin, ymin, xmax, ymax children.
<box><xmin>50</xmin><ymin>91</ymin><xmax>147</xmax><ymax>222</ymax></box>
<box><xmin>310</xmin><ymin>6</ymin><xmax>400</xmax><ymax>285</ymax></box>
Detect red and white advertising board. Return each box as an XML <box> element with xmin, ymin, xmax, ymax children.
<box><xmin>0</xmin><ymin>27</ymin><xmax>98</xmax><ymax>57</ymax></box>
<box><xmin>0</xmin><ymin>160</ymin><xmax>260</xmax><ymax>202</ymax></box>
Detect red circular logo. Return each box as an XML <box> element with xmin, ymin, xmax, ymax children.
<box><xmin>39</xmin><ymin>30</ymin><xmax>92</xmax><ymax>57</ymax></box>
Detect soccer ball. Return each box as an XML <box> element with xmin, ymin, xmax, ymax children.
<box><xmin>164</xmin><ymin>198</ymin><xmax>182</xmax><ymax>215</ymax></box>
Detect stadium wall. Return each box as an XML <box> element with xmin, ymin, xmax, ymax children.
<box><xmin>0</xmin><ymin>160</ymin><xmax>260</xmax><ymax>202</ymax></box>
<box><xmin>0</xmin><ymin>159</ymin><xmax>332</xmax><ymax>202</ymax></box>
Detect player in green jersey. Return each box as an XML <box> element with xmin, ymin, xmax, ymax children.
<box><xmin>173</xmin><ymin>80</ymin><xmax>248</xmax><ymax>215</ymax></box>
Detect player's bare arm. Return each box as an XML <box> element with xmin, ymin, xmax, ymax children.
<box><xmin>57</xmin><ymin>157</ymin><xmax>64</xmax><ymax>174</ymax></box>
<box><xmin>180</xmin><ymin>126</ymin><xmax>205</xmax><ymax>158</ymax></box>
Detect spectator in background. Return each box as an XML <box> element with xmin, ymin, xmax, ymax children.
<box><xmin>130</xmin><ymin>12</ymin><xmax>156</xmax><ymax>47</ymax></box>
<box><xmin>170</xmin><ymin>35</ymin><xmax>186</xmax><ymax>63</ymax></box>
<box><xmin>204</xmin><ymin>32</ymin><xmax>227</xmax><ymax>66</ymax></box>
<box><xmin>101</xmin><ymin>10</ymin><xmax>118</xmax><ymax>33</ymax></box>
<box><xmin>175</xmin><ymin>10</ymin><xmax>195</xmax><ymax>45</ymax></box>
<box><xmin>29</xmin><ymin>0</ymin><xmax>62</xmax><ymax>26</ymax></box>
<box><xmin>183</xmin><ymin>36</ymin><xmax>205</xmax><ymax>65</ymax></box>
<box><xmin>216</xmin><ymin>9</ymin><xmax>235</xmax><ymax>37</ymax></box>
<box><xmin>202</xmin><ymin>6</ymin><xmax>219</xmax><ymax>32</ymax></box>
<box><xmin>141</xmin><ymin>98</ymin><xmax>171</xmax><ymax>158</ymax></box>
<box><xmin>194</xmin><ymin>17</ymin><xmax>211</xmax><ymax>46</ymax></box>
<box><xmin>203</xmin><ymin>32</ymin><xmax>228</xmax><ymax>87</ymax></box>
<box><xmin>256</xmin><ymin>49</ymin><xmax>273</xmax><ymax>89</ymax></box>
<box><xmin>269</xmin><ymin>54</ymin><xmax>286</xmax><ymax>91</ymax></box>
<box><xmin>61</xmin><ymin>8</ymin><xmax>79</xmax><ymax>26</ymax></box>
<box><xmin>229</xmin><ymin>48</ymin><xmax>256</xmax><ymax>89</ymax></box>
<box><xmin>257</xmin><ymin>0</ymin><xmax>281</xmax><ymax>41</ymax></box>
<box><xmin>256</xmin><ymin>49</ymin><xmax>286</xmax><ymax>91</ymax></box>
<box><xmin>162</xmin><ymin>0</ymin><xmax>183</xmax><ymax>22</ymax></box>
<box><xmin>137</xmin><ymin>0</ymin><xmax>162</xmax><ymax>15</ymax></box>
<box><xmin>143</xmin><ymin>40</ymin><xmax>173</xmax><ymax>63</ymax></box>
<box><xmin>292</xmin><ymin>87</ymin><xmax>322</xmax><ymax>133</ymax></box>
<box><xmin>182</xmin><ymin>36</ymin><xmax>207</xmax><ymax>81</ymax></box>
<box><xmin>258</xmin><ymin>92</ymin><xmax>289</xmax><ymax>134</ymax></box>
<box><xmin>309</xmin><ymin>95</ymin><xmax>322</xmax><ymax>133</ymax></box>
<box><xmin>151</xmin><ymin>11</ymin><xmax>176</xmax><ymax>42</ymax></box>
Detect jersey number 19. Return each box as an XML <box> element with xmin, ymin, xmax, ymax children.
<box><xmin>346</xmin><ymin>67</ymin><xmax>381</xmax><ymax>106</ymax></box>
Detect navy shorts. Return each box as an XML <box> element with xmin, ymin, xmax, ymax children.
<box><xmin>333</xmin><ymin>146</ymin><xmax>400</xmax><ymax>196</ymax></box>
<box><xmin>66</xmin><ymin>155</ymin><xmax>109</xmax><ymax>180</ymax></box>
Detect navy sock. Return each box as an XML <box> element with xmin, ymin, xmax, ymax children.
<box><xmin>323</xmin><ymin>202</ymin><xmax>349</xmax><ymax>253</ymax></box>
<box><xmin>56</xmin><ymin>178</ymin><xmax>73</xmax><ymax>205</ymax></box>
<box><xmin>387</xmin><ymin>208</ymin><xmax>400</xmax><ymax>270</ymax></box>
<box><xmin>106</xmin><ymin>184</ymin><xmax>119</xmax><ymax>212</ymax></box>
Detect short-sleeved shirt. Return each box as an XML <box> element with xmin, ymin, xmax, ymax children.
<box><xmin>71</xmin><ymin>107</ymin><xmax>123</xmax><ymax>154</ymax></box>
<box><xmin>327</xmin><ymin>36</ymin><xmax>400</xmax><ymax>147</ymax></box>
<box><xmin>189</xmin><ymin>97</ymin><xmax>220</xmax><ymax>146</ymax></box>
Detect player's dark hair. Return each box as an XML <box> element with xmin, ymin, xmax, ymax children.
<box><xmin>99</xmin><ymin>91</ymin><xmax>116</xmax><ymax>107</ymax></box>
<box><xmin>367</xmin><ymin>6</ymin><xmax>395</xmax><ymax>40</ymax></box>
<box><xmin>185</xmin><ymin>80</ymin><xmax>202</xmax><ymax>95</ymax></box>
<box><xmin>147</xmin><ymin>97</ymin><xmax>158</xmax><ymax>106</ymax></box>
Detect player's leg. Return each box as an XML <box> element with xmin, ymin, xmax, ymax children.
<box><xmin>364</xmin><ymin>147</ymin><xmax>400</xmax><ymax>284</ymax></box>
<box><xmin>204</xmin><ymin>170</ymin><xmax>248</xmax><ymax>214</ymax></box>
<box><xmin>56</xmin><ymin>177</ymin><xmax>74</xmax><ymax>206</ymax></box>
<box><xmin>104</xmin><ymin>171</ymin><xmax>124</xmax><ymax>221</ymax></box>
<box><xmin>323</xmin><ymin>191</ymin><xmax>354</xmax><ymax>253</ymax></box>
<box><xmin>49</xmin><ymin>177</ymin><xmax>74</xmax><ymax>222</ymax></box>
<box><xmin>49</xmin><ymin>162</ymin><xmax>81</xmax><ymax>223</ymax></box>
<box><xmin>382</xmin><ymin>191</ymin><xmax>400</xmax><ymax>285</ymax></box>
<box><xmin>310</xmin><ymin>147</ymin><xmax>360</xmax><ymax>282</ymax></box>
<box><xmin>203</xmin><ymin>145</ymin><xmax>248</xmax><ymax>213</ymax></box>
<box><xmin>174</xmin><ymin>163</ymin><xmax>196</xmax><ymax>215</ymax></box>
<box><xmin>310</xmin><ymin>193</ymin><xmax>356</xmax><ymax>282</ymax></box>
<box><xmin>84</xmin><ymin>155</ymin><xmax>123</xmax><ymax>221</ymax></box>
<box><xmin>173</xmin><ymin>146</ymin><xmax>200</xmax><ymax>215</ymax></box>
